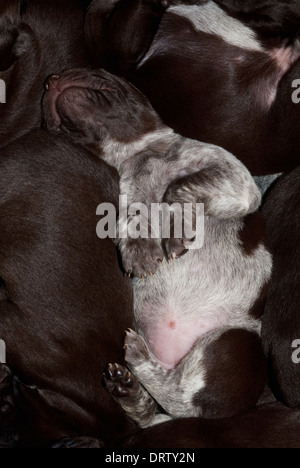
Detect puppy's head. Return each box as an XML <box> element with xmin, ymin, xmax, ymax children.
<box><xmin>43</xmin><ymin>69</ymin><xmax>164</xmax><ymax>146</ymax></box>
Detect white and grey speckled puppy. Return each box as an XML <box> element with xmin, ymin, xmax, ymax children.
<box><xmin>43</xmin><ymin>68</ymin><xmax>272</xmax><ymax>427</ymax></box>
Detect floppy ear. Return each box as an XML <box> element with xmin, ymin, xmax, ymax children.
<box><xmin>0</xmin><ymin>0</ymin><xmax>21</xmax><ymax>23</ymax></box>
<box><xmin>0</xmin><ymin>1</ymin><xmax>21</xmax><ymax>72</ymax></box>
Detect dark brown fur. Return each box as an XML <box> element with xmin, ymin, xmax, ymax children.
<box><xmin>192</xmin><ymin>329</ymin><xmax>267</xmax><ymax>418</ymax></box>
<box><xmin>0</xmin><ymin>0</ymin><xmax>89</xmax><ymax>148</ymax></box>
<box><xmin>262</xmin><ymin>168</ymin><xmax>300</xmax><ymax>408</ymax></box>
<box><xmin>120</xmin><ymin>402</ymin><xmax>300</xmax><ymax>448</ymax></box>
<box><xmin>0</xmin><ymin>131</ymin><xmax>135</xmax><ymax>447</ymax></box>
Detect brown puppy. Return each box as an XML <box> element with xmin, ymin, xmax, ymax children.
<box><xmin>262</xmin><ymin>168</ymin><xmax>300</xmax><ymax>409</ymax></box>
<box><xmin>0</xmin><ymin>0</ymin><xmax>137</xmax><ymax>448</ymax></box>
<box><xmin>0</xmin><ymin>131</ymin><xmax>135</xmax><ymax>447</ymax></box>
<box><xmin>0</xmin><ymin>0</ymin><xmax>89</xmax><ymax>148</ymax></box>
<box><xmin>85</xmin><ymin>0</ymin><xmax>300</xmax><ymax>175</ymax></box>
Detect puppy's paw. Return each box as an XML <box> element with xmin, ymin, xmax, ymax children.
<box><xmin>120</xmin><ymin>238</ymin><xmax>164</xmax><ymax>278</ymax></box>
<box><xmin>163</xmin><ymin>237</ymin><xmax>190</xmax><ymax>261</ymax></box>
<box><xmin>162</xmin><ymin>213</ymin><xmax>195</xmax><ymax>260</ymax></box>
<box><xmin>103</xmin><ymin>363</ymin><xmax>138</xmax><ymax>398</ymax></box>
<box><xmin>124</xmin><ymin>329</ymin><xmax>153</xmax><ymax>370</ymax></box>
<box><xmin>0</xmin><ymin>365</ymin><xmax>15</xmax><ymax>418</ymax></box>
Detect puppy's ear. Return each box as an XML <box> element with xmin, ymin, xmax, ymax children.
<box><xmin>0</xmin><ymin>1</ymin><xmax>21</xmax><ymax>71</ymax></box>
<box><xmin>0</xmin><ymin>0</ymin><xmax>21</xmax><ymax>25</ymax></box>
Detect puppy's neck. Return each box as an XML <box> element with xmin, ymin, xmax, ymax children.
<box><xmin>99</xmin><ymin>127</ymin><xmax>175</xmax><ymax>174</ymax></box>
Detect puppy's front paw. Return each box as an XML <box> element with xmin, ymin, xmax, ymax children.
<box><xmin>103</xmin><ymin>363</ymin><xmax>138</xmax><ymax>398</ymax></box>
<box><xmin>120</xmin><ymin>238</ymin><xmax>164</xmax><ymax>278</ymax></box>
<box><xmin>162</xmin><ymin>213</ymin><xmax>195</xmax><ymax>260</ymax></box>
<box><xmin>163</xmin><ymin>237</ymin><xmax>190</xmax><ymax>261</ymax></box>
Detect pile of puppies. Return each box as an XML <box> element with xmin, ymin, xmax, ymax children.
<box><xmin>0</xmin><ymin>0</ymin><xmax>300</xmax><ymax>448</ymax></box>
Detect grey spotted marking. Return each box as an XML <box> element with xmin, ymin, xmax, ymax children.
<box><xmin>104</xmin><ymin>129</ymin><xmax>262</xmax><ymax>277</ymax></box>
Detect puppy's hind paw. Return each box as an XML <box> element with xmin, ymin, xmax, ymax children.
<box><xmin>124</xmin><ymin>329</ymin><xmax>153</xmax><ymax>370</ymax></box>
<box><xmin>103</xmin><ymin>363</ymin><xmax>138</xmax><ymax>398</ymax></box>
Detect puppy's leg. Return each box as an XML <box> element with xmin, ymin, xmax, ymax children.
<box><xmin>162</xmin><ymin>147</ymin><xmax>262</xmax><ymax>258</ymax></box>
<box><xmin>116</xmin><ymin>174</ymin><xmax>165</xmax><ymax>278</ymax></box>
<box><xmin>125</xmin><ymin>328</ymin><xmax>267</xmax><ymax>420</ymax></box>
<box><xmin>103</xmin><ymin>363</ymin><xmax>171</xmax><ymax>428</ymax></box>
<box><xmin>118</xmin><ymin>140</ymin><xmax>261</xmax><ymax>275</ymax></box>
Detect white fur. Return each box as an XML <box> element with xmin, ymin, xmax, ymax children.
<box><xmin>138</xmin><ymin>0</ymin><xmax>264</xmax><ymax>67</ymax></box>
<box><xmin>168</xmin><ymin>1</ymin><xmax>264</xmax><ymax>52</ymax></box>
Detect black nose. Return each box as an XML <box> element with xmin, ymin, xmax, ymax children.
<box><xmin>45</xmin><ymin>74</ymin><xmax>61</xmax><ymax>91</ymax></box>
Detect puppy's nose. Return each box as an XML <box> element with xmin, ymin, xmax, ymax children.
<box><xmin>45</xmin><ymin>74</ymin><xmax>61</xmax><ymax>91</ymax></box>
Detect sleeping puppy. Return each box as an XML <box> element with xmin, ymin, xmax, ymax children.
<box><xmin>0</xmin><ymin>131</ymin><xmax>135</xmax><ymax>448</ymax></box>
<box><xmin>85</xmin><ymin>0</ymin><xmax>300</xmax><ymax>175</ymax></box>
<box><xmin>43</xmin><ymin>68</ymin><xmax>272</xmax><ymax>427</ymax></box>
<box><xmin>261</xmin><ymin>168</ymin><xmax>300</xmax><ymax>409</ymax></box>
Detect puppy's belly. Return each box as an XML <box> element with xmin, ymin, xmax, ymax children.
<box><xmin>145</xmin><ymin>316</ymin><xmax>220</xmax><ymax>370</ymax></box>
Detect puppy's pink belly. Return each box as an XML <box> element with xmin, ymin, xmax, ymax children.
<box><xmin>146</xmin><ymin>318</ymin><xmax>214</xmax><ymax>370</ymax></box>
